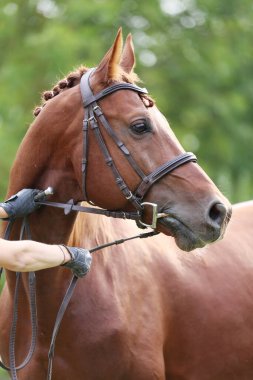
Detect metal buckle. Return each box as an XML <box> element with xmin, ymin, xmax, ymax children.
<box><xmin>126</xmin><ymin>191</ymin><xmax>133</xmax><ymax>200</ymax></box>
<box><xmin>88</xmin><ymin>115</ymin><xmax>96</xmax><ymax>123</ymax></box>
<box><xmin>138</xmin><ymin>202</ymin><xmax>168</xmax><ymax>229</ymax></box>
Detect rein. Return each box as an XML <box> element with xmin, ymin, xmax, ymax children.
<box><xmin>1</xmin><ymin>219</ymin><xmax>158</xmax><ymax>380</ymax></box>
<box><xmin>0</xmin><ymin>219</ymin><xmax>37</xmax><ymax>380</ymax></box>
<box><xmin>47</xmin><ymin>229</ymin><xmax>159</xmax><ymax>380</ymax></box>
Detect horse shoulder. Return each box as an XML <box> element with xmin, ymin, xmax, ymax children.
<box><xmin>161</xmin><ymin>201</ymin><xmax>253</xmax><ymax>379</ymax></box>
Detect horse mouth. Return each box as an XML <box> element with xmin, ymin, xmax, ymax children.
<box><xmin>158</xmin><ymin>216</ymin><xmax>206</xmax><ymax>252</ymax></box>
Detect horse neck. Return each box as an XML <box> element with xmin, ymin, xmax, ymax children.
<box><xmin>4</xmin><ymin>86</ymin><xmax>84</xmax><ymax>245</ymax></box>
<box><xmin>68</xmin><ymin>209</ymin><xmax>117</xmax><ymax>249</ymax></box>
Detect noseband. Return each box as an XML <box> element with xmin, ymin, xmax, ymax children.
<box><xmin>80</xmin><ymin>69</ymin><xmax>197</xmax><ymax>228</ymax></box>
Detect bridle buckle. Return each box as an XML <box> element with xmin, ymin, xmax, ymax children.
<box><xmin>138</xmin><ymin>202</ymin><xmax>158</xmax><ymax>229</ymax></box>
<box><xmin>138</xmin><ymin>202</ymin><xmax>169</xmax><ymax>229</ymax></box>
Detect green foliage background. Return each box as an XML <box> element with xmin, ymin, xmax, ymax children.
<box><xmin>0</xmin><ymin>0</ymin><xmax>253</xmax><ymax>203</ymax></box>
<box><xmin>0</xmin><ymin>1</ymin><xmax>252</xmax><ymax>376</ymax></box>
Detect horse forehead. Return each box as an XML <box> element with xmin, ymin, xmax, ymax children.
<box><xmin>99</xmin><ymin>89</ymin><xmax>147</xmax><ymax>116</ymax></box>
<box><xmin>100</xmin><ymin>91</ymin><xmax>166</xmax><ymax>126</ymax></box>
<box><xmin>148</xmin><ymin>104</ymin><xmax>169</xmax><ymax>125</ymax></box>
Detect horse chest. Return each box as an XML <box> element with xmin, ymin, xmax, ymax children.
<box><xmin>163</xmin><ymin>254</ymin><xmax>253</xmax><ymax>380</ymax></box>
<box><xmin>32</xmin><ymin>267</ymin><xmax>166</xmax><ymax>380</ymax></box>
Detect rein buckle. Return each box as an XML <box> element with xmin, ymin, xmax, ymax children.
<box><xmin>139</xmin><ymin>202</ymin><xmax>168</xmax><ymax>229</ymax></box>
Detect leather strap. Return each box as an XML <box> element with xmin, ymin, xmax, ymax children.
<box><xmin>135</xmin><ymin>152</ymin><xmax>197</xmax><ymax>198</ymax></box>
<box><xmin>81</xmin><ymin>118</ymin><xmax>89</xmax><ymax>201</ymax></box>
<box><xmin>46</xmin><ymin>229</ymin><xmax>158</xmax><ymax>380</ymax></box>
<box><xmin>80</xmin><ymin>69</ymin><xmax>148</xmax><ymax>211</ymax></box>
<box><xmin>79</xmin><ymin>69</ymin><xmax>197</xmax><ymax>221</ymax></box>
<box><xmin>37</xmin><ymin>199</ymin><xmax>141</xmax><ymax>220</ymax></box>
<box><xmin>0</xmin><ymin>218</ymin><xmax>37</xmax><ymax>378</ymax></box>
<box><xmin>47</xmin><ymin>275</ymin><xmax>78</xmax><ymax>380</ymax></box>
<box><xmin>93</xmin><ymin>106</ymin><xmax>147</xmax><ymax>180</ymax></box>
<box><xmin>80</xmin><ymin>69</ymin><xmax>148</xmax><ymax>107</ymax></box>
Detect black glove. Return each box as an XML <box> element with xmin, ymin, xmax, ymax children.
<box><xmin>62</xmin><ymin>246</ymin><xmax>92</xmax><ymax>278</ymax></box>
<box><xmin>0</xmin><ymin>189</ymin><xmax>42</xmax><ymax>219</ymax></box>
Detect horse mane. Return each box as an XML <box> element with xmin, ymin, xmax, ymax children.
<box><xmin>34</xmin><ymin>65</ymin><xmax>87</xmax><ymax>117</ymax></box>
<box><xmin>33</xmin><ymin>65</ymin><xmax>154</xmax><ymax>117</ymax></box>
<box><xmin>68</xmin><ymin>206</ymin><xmax>112</xmax><ymax>248</ymax></box>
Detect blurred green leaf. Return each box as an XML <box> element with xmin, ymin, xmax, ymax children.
<box><xmin>0</xmin><ymin>0</ymin><xmax>252</xmax><ymax>202</ymax></box>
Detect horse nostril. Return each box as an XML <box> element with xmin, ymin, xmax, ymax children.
<box><xmin>208</xmin><ymin>202</ymin><xmax>227</xmax><ymax>226</ymax></box>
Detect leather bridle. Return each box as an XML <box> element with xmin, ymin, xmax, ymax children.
<box><xmin>37</xmin><ymin>68</ymin><xmax>197</xmax><ymax>229</ymax></box>
<box><xmin>79</xmin><ymin>68</ymin><xmax>197</xmax><ymax>228</ymax></box>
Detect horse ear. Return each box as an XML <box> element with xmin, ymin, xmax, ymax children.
<box><xmin>92</xmin><ymin>28</ymin><xmax>123</xmax><ymax>84</ymax></box>
<box><xmin>120</xmin><ymin>33</ymin><xmax>135</xmax><ymax>73</ymax></box>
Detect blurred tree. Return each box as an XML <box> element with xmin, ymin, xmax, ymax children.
<box><xmin>0</xmin><ymin>0</ymin><xmax>252</xmax><ymax>203</ymax></box>
<box><xmin>0</xmin><ymin>0</ymin><xmax>252</xmax><ymax>377</ymax></box>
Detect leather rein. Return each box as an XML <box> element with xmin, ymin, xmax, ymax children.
<box><xmin>0</xmin><ymin>69</ymin><xmax>197</xmax><ymax>379</ymax></box>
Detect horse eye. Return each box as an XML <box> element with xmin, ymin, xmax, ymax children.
<box><xmin>131</xmin><ymin>122</ymin><xmax>149</xmax><ymax>134</ymax></box>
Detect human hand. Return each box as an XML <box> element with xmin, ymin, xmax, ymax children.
<box><xmin>0</xmin><ymin>189</ymin><xmax>42</xmax><ymax>219</ymax></box>
<box><xmin>61</xmin><ymin>246</ymin><xmax>92</xmax><ymax>278</ymax></box>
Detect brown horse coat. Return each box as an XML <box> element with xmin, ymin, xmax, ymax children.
<box><xmin>0</xmin><ymin>29</ymin><xmax>236</xmax><ymax>379</ymax></box>
<box><xmin>65</xmin><ymin>201</ymin><xmax>253</xmax><ymax>380</ymax></box>
<box><xmin>0</xmin><ymin>202</ymin><xmax>252</xmax><ymax>379</ymax></box>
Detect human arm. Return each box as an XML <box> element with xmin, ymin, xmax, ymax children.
<box><xmin>0</xmin><ymin>238</ymin><xmax>92</xmax><ymax>277</ymax></box>
<box><xmin>0</xmin><ymin>238</ymin><xmax>70</xmax><ymax>271</ymax></box>
<box><xmin>0</xmin><ymin>188</ymin><xmax>92</xmax><ymax>277</ymax></box>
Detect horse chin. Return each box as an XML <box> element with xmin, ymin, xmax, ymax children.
<box><xmin>158</xmin><ymin>216</ymin><xmax>206</xmax><ymax>252</ymax></box>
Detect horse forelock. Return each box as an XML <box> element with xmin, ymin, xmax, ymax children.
<box><xmin>33</xmin><ymin>65</ymin><xmax>154</xmax><ymax>117</ymax></box>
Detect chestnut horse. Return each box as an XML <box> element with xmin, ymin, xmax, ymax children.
<box><xmin>67</xmin><ymin>200</ymin><xmax>253</xmax><ymax>380</ymax></box>
<box><xmin>0</xmin><ymin>29</ymin><xmax>232</xmax><ymax>379</ymax></box>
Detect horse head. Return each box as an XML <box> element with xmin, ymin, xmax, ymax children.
<box><xmin>23</xmin><ymin>29</ymin><xmax>231</xmax><ymax>251</ymax></box>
